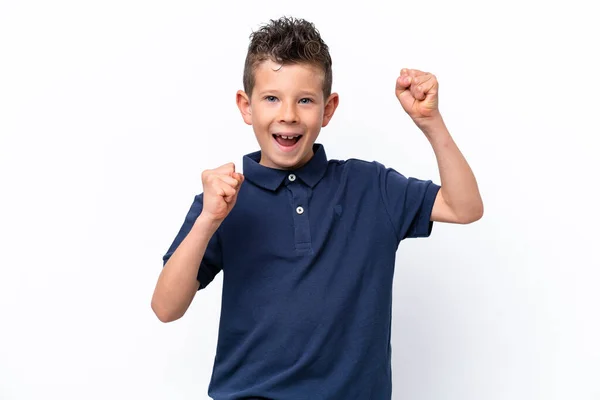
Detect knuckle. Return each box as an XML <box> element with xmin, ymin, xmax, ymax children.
<box><xmin>212</xmin><ymin>179</ymin><xmax>224</xmax><ymax>191</ymax></box>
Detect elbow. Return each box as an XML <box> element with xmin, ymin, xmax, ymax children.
<box><xmin>151</xmin><ymin>299</ymin><xmax>183</xmax><ymax>323</ymax></box>
<box><xmin>473</xmin><ymin>199</ymin><xmax>485</xmax><ymax>222</ymax></box>
<box><xmin>458</xmin><ymin>201</ymin><xmax>484</xmax><ymax>224</ymax></box>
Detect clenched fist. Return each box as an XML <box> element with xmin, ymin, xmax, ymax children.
<box><xmin>201</xmin><ymin>163</ymin><xmax>244</xmax><ymax>222</ymax></box>
<box><xmin>395</xmin><ymin>68</ymin><xmax>440</xmax><ymax>124</ymax></box>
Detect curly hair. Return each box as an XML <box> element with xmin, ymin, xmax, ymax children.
<box><xmin>243</xmin><ymin>16</ymin><xmax>333</xmax><ymax>99</ymax></box>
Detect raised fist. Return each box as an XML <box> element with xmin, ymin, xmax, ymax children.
<box><xmin>200</xmin><ymin>163</ymin><xmax>244</xmax><ymax>222</ymax></box>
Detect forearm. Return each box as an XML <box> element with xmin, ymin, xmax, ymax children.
<box><xmin>420</xmin><ymin>115</ymin><xmax>483</xmax><ymax>222</ymax></box>
<box><xmin>151</xmin><ymin>213</ymin><xmax>221</xmax><ymax>322</ymax></box>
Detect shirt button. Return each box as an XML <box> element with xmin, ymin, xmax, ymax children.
<box><xmin>296</xmin><ymin>206</ymin><xmax>304</xmax><ymax>215</ymax></box>
<box><xmin>288</xmin><ymin>174</ymin><xmax>296</xmax><ymax>182</ymax></box>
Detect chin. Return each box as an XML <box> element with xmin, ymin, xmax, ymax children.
<box><xmin>269</xmin><ymin>153</ymin><xmax>307</xmax><ymax>170</ymax></box>
<box><xmin>260</xmin><ymin>135</ymin><xmax>314</xmax><ymax>170</ymax></box>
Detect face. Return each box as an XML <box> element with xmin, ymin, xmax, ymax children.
<box><xmin>237</xmin><ymin>59</ymin><xmax>339</xmax><ymax>170</ymax></box>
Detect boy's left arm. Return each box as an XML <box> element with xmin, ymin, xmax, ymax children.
<box><xmin>396</xmin><ymin>68</ymin><xmax>484</xmax><ymax>224</ymax></box>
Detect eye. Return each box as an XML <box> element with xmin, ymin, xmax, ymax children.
<box><xmin>299</xmin><ymin>98</ymin><xmax>313</xmax><ymax>104</ymax></box>
<box><xmin>265</xmin><ymin>96</ymin><xmax>278</xmax><ymax>102</ymax></box>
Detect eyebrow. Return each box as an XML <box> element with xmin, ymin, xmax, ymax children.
<box><xmin>297</xmin><ymin>91</ymin><xmax>319</xmax><ymax>97</ymax></box>
<box><xmin>257</xmin><ymin>90</ymin><xmax>319</xmax><ymax>97</ymax></box>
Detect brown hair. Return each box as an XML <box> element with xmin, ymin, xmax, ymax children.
<box><xmin>243</xmin><ymin>16</ymin><xmax>333</xmax><ymax>99</ymax></box>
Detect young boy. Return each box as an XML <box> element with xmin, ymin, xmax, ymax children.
<box><xmin>152</xmin><ymin>16</ymin><xmax>483</xmax><ymax>400</ymax></box>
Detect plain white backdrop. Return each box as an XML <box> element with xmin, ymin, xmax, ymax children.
<box><xmin>1</xmin><ymin>1</ymin><xmax>599</xmax><ymax>399</ymax></box>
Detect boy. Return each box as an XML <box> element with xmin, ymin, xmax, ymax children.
<box><xmin>152</xmin><ymin>16</ymin><xmax>483</xmax><ymax>400</ymax></box>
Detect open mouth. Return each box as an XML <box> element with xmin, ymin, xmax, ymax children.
<box><xmin>272</xmin><ymin>134</ymin><xmax>302</xmax><ymax>148</ymax></box>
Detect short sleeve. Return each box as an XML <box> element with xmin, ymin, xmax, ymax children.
<box><xmin>162</xmin><ymin>194</ymin><xmax>222</xmax><ymax>290</ymax></box>
<box><xmin>377</xmin><ymin>162</ymin><xmax>441</xmax><ymax>242</ymax></box>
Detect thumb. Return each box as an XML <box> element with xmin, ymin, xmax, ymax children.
<box><xmin>233</xmin><ymin>172</ymin><xmax>245</xmax><ymax>185</ymax></box>
<box><xmin>395</xmin><ymin>75</ymin><xmax>412</xmax><ymax>95</ymax></box>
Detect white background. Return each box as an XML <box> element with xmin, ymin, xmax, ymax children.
<box><xmin>1</xmin><ymin>1</ymin><xmax>599</xmax><ymax>399</ymax></box>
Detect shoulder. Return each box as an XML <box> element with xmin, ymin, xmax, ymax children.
<box><xmin>327</xmin><ymin>157</ymin><xmax>388</xmax><ymax>177</ymax></box>
<box><xmin>191</xmin><ymin>193</ymin><xmax>204</xmax><ymax>208</ymax></box>
<box><xmin>180</xmin><ymin>193</ymin><xmax>205</xmax><ymax>222</ymax></box>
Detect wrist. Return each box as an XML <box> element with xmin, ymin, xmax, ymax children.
<box><xmin>195</xmin><ymin>212</ymin><xmax>223</xmax><ymax>234</ymax></box>
<box><xmin>416</xmin><ymin>113</ymin><xmax>450</xmax><ymax>143</ymax></box>
<box><xmin>414</xmin><ymin>109</ymin><xmax>442</xmax><ymax>129</ymax></box>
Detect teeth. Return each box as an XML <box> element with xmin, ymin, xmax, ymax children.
<box><xmin>277</xmin><ymin>135</ymin><xmax>299</xmax><ymax>139</ymax></box>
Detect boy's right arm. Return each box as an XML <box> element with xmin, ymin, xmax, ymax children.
<box><xmin>151</xmin><ymin>163</ymin><xmax>244</xmax><ymax>323</ymax></box>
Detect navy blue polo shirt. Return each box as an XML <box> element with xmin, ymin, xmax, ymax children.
<box><xmin>162</xmin><ymin>144</ymin><xmax>441</xmax><ymax>400</ymax></box>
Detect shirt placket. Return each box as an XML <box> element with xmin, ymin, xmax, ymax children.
<box><xmin>285</xmin><ymin>173</ymin><xmax>312</xmax><ymax>253</ymax></box>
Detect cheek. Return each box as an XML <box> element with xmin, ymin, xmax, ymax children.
<box><xmin>304</xmin><ymin>110</ymin><xmax>323</xmax><ymax>128</ymax></box>
<box><xmin>253</xmin><ymin>106</ymin><xmax>276</xmax><ymax>125</ymax></box>
<box><xmin>250</xmin><ymin>111</ymin><xmax>266</xmax><ymax>127</ymax></box>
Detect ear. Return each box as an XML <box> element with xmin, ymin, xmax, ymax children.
<box><xmin>236</xmin><ymin>90</ymin><xmax>252</xmax><ymax>125</ymax></box>
<box><xmin>322</xmin><ymin>93</ymin><xmax>339</xmax><ymax>127</ymax></box>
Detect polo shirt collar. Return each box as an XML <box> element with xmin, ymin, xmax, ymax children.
<box><xmin>243</xmin><ymin>143</ymin><xmax>328</xmax><ymax>191</ymax></box>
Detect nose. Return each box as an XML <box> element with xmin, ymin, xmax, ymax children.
<box><xmin>278</xmin><ymin>101</ymin><xmax>298</xmax><ymax>124</ymax></box>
